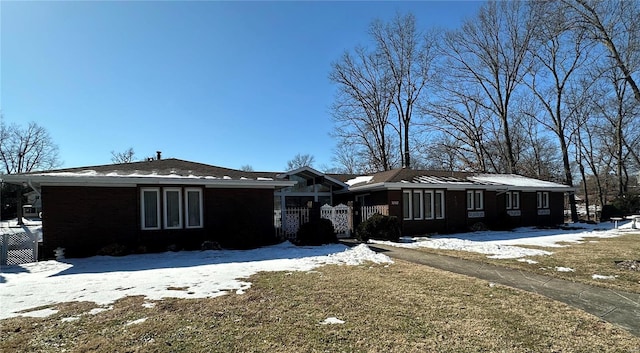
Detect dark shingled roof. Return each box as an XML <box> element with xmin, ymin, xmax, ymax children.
<box><xmin>28</xmin><ymin>158</ymin><xmax>280</xmax><ymax>181</ymax></box>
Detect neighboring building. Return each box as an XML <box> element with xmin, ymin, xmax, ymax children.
<box><xmin>22</xmin><ymin>190</ymin><xmax>42</xmax><ymax>218</ymax></box>
<box><xmin>1</xmin><ymin>158</ymin><xmax>574</xmax><ymax>259</ymax></box>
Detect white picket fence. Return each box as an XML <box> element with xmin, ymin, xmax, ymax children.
<box><xmin>361</xmin><ymin>205</ymin><xmax>389</xmax><ymax>220</ymax></box>
<box><xmin>274</xmin><ymin>207</ymin><xmax>310</xmax><ymax>239</ymax></box>
<box><xmin>275</xmin><ymin>204</ymin><xmax>390</xmax><ymax>240</ymax></box>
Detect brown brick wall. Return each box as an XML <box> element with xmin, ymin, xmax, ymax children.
<box><xmin>40</xmin><ymin>185</ymin><xmax>277</xmax><ymax>258</ymax></box>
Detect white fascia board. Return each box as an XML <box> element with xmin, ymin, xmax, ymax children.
<box><xmin>348</xmin><ymin>181</ymin><xmax>574</xmax><ymax>192</ymax></box>
<box><xmin>4</xmin><ymin>175</ymin><xmax>295</xmax><ymax>189</ymax></box>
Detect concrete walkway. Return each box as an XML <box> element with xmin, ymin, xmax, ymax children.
<box><xmin>349</xmin><ymin>241</ymin><xmax>640</xmax><ymax>337</ymax></box>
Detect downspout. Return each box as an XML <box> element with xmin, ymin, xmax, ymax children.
<box><xmin>27</xmin><ymin>179</ymin><xmax>41</xmax><ymax>200</ymax></box>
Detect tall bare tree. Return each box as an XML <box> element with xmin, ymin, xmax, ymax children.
<box><xmin>563</xmin><ymin>0</ymin><xmax>640</xmax><ymax>103</ymax></box>
<box><xmin>370</xmin><ymin>13</ymin><xmax>437</xmax><ymax>168</ymax></box>
<box><xmin>440</xmin><ymin>0</ymin><xmax>535</xmax><ymax>174</ymax></box>
<box><xmin>523</xmin><ymin>2</ymin><xmax>594</xmax><ymax>221</ymax></box>
<box><xmin>330</xmin><ymin>47</ymin><xmax>397</xmax><ymax>171</ymax></box>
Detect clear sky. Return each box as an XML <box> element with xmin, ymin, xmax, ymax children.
<box><xmin>1</xmin><ymin>0</ymin><xmax>482</xmax><ymax>172</ymax></box>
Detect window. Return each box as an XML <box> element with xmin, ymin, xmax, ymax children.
<box><xmin>434</xmin><ymin>190</ymin><xmax>445</xmax><ymax>219</ymax></box>
<box><xmin>467</xmin><ymin>190</ymin><xmax>484</xmax><ymax>210</ymax></box>
<box><xmin>424</xmin><ymin>191</ymin><xmax>433</xmax><ymax>219</ymax></box>
<box><xmin>141</xmin><ymin>188</ymin><xmax>161</xmax><ymax>230</ymax></box>
<box><xmin>412</xmin><ymin>191</ymin><xmax>423</xmax><ymax>220</ymax></box>
<box><xmin>185</xmin><ymin>188</ymin><xmax>203</xmax><ymax>228</ymax></box>
<box><xmin>164</xmin><ymin>188</ymin><xmax>183</xmax><ymax>229</ymax></box>
<box><xmin>141</xmin><ymin>187</ymin><xmax>204</xmax><ymax>230</ymax></box>
<box><xmin>403</xmin><ymin>191</ymin><xmax>412</xmax><ymax>220</ymax></box>
<box><xmin>506</xmin><ymin>192</ymin><xmax>520</xmax><ymax>209</ymax></box>
<box><xmin>537</xmin><ymin>192</ymin><xmax>549</xmax><ymax>209</ymax></box>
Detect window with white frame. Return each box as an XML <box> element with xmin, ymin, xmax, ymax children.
<box><xmin>164</xmin><ymin>188</ymin><xmax>183</xmax><ymax>229</ymax></box>
<box><xmin>435</xmin><ymin>190</ymin><xmax>445</xmax><ymax>219</ymax></box>
<box><xmin>141</xmin><ymin>187</ymin><xmax>203</xmax><ymax>230</ymax></box>
<box><xmin>141</xmin><ymin>188</ymin><xmax>161</xmax><ymax>230</ymax></box>
<box><xmin>185</xmin><ymin>188</ymin><xmax>204</xmax><ymax>228</ymax></box>
<box><xmin>506</xmin><ymin>191</ymin><xmax>520</xmax><ymax>209</ymax></box>
<box><xmin>412</xmin><ymin>191</ymin><xmax>423</xmax><ymax>220</ymax></box>
<box><xmin>537</xmin><ymin>191</ymin><xmax>549</xmax><ymax>209</ymax></box>
<box><xmin>424</xmin><ymin>191</ymin><xmax>433</xmax><ymax>219</ymax></box>
<box><xmin>467</xmin><ymin>190</ymin><xmax>484</xmax><ymax>210</ymax></box>
<box><xmin>403</xmin><ymin>191</ymin><xmax>412</xmax><ymax>220</ymax></box>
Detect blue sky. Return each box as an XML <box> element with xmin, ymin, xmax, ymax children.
<box><xmin>2</xmin><ymin>1</ymin><xmax>482</xmax><ymax>172</ymax></box>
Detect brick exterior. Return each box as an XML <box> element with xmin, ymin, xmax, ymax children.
<box><xmin>40</xmin><ymin>185</ymin><xmax>276</xmax><ymax>259</ymax></box>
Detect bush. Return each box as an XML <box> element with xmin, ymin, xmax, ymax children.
<box><xmin>97</xmin><ymin>243</ymin><xmax>129</xmax><ymax>257</ymax></box>
<box><xmin>356</xmin><ymin>213</ymin><xmax>401</xmax><ymax>242</ymax></box>
<box><xmin>296</xmin><ymin>218</ymin><xmax>337</xmax><ymax>246</ymax></box>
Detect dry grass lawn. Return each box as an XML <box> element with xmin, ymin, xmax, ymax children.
<box><xmin>2</xmin><ymin>260</ymin><xmax>639</xmax><ymax>352</ymax></box>
<box><xmin>413</xmin><ymin>231</ymin><xmax>640</xmax><ymax>294</ymax></box>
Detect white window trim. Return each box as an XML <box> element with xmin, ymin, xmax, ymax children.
<box><xmin>424</xmin><ymin>190</ymin><xmax>434</xmax><ymax>220</ymax></box>
<box><xmin>185</xmin><ymin>188</ymin><xmax>204</xmax><ymax>229</ymax></box>
<box><xmin>163</xmin><ymin>187</ymin><xmax>183</xmax><ymax>229</ymax></box>
<box><xmin>537</xmin><ymin>191</ymin><xmax>550</xmax><ymax>209</ymax></box>
<box><xmin>435</xmin><ymin>190</ymin><xmax>445</xmax><ymax>219</ymax></box>
<box><xmin>506</xmin><ymin>191</ymin><xmax>520</xmax><ymax>210</ymax></box>
<box><xmin>466</xmin><ymin>191</ymin><xmax>474</xmax><ymax>210</ymax></box>
<box><xmin>412</xmin><ymin>191</ymin><xmax>423</xmax><ymax>220</ymax></box>
<box><xmin>141</xmin><ymin>188</ymin><xmax>161</xmax><ymax>230</ymax></box>
<box><xmin>403</xmin><ymin>191</ymin><xmax>412</xmax><ymax>220</ymax></box>
<box><xmin>474</xmin><ymin>190</ymin><xmax>484</xmax><ymax>210</ymax></box>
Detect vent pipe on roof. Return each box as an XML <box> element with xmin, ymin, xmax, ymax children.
<box><xmin>156</xmin><ymin>151</ymin><xmax>162</xmax><ymax>160</ymax></box>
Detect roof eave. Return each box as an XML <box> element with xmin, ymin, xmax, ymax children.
<box><xmin>1</xmin><ymin>175</ymin><xmax>296</xmax><ymax>189</ymax></box>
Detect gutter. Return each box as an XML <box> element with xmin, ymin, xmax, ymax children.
<box><xmin>347</xmin><ymin>182</ymin><xmax>576</xmax><ymax>193</ymax></box>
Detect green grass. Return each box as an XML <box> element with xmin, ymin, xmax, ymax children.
<box><xmin>413</xmin><ymin>231</ymin><xmax>640</xmax><ymax>294</ymax></box>
<box><xmin>2</xmin><ymin>261</ymin><xmax>639</xmax><ymax>352</ymax></box>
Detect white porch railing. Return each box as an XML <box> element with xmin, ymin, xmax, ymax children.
<box><xmin>275</xmin><ymin>204</ymin><xmax>389</xmax><ymax>240</ymax></box>
<box><xmin>275</xmin><ymin>207</ymin><xmax>309</xmax><ymax>240</ymax></box>
<box><xmin>361</xmin><ymin>205</ymin><xmax>389</xmax><ymax>220</ymax></box>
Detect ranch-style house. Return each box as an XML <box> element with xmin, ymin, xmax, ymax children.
<box><xmin>2</xmin><ymin>156</ymin><xmax>574</xmax><ymax>259</ymax></box>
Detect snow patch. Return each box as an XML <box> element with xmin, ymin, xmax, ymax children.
<box><xmin>517</xmin><ymin>258</ymin><xmax>538</xmax><ymax>264</ymax></box>
<box><xmin>0</xmin><ymin>242</ymin><xmax>391</xmax><ymax>319</ymax></box>
<box><xmin>555</xmin><ymin>266</ymin><xmax>575</xmax><ymax>272</ymax></box>
<box><xmin>321</xmin><ymin>317</ymin><xmax>345</xmax><ymax>325</ymax></box>
<box><xmin>372</xmin><ymin>223</ymin><xmax>626</xmax><ymax>259</ymax></box>
<box><xmin>345</xmin><ymin>175</ymin><xmax>373</xmax><ymax>186</ymax></box>
<box><xmin>592</xmin><ymin>274</ymin><xmax>617</xmax><ymax>280</ymax></box>
<box><xmin>126</xmin><ymin>317</ymin><xmax>148</xmax><ymax>326</ymax></box>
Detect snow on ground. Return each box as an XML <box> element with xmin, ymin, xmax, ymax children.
<box><xmin>0</xmin><ymin>242</ymin><xmax>392</xmax><ymax>320</ymax></box>
<box><xmin>371</xmin><ymin>221</ymin><xmax>636</xmax><ymax>260</ymax></box>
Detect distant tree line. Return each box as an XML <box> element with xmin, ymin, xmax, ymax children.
<box><xmin>329</xmin><ymin>0</ymin><xmax>640</xmax><ymax>220</ymax></box>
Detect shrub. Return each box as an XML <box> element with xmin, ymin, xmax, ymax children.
<box><xmin>296</xmin><ymin>218</ymin><xmax>337</xmax><ymax>246</ymax></box>
<box><xmin>356</xmin><ymin>213</ymin><xmax>401</xmax><ymax>242</ymax></box>
<box><xmin>97</xmin><ymin>243</ymin><xmax>129</xmax><ymax>257</ymax></box>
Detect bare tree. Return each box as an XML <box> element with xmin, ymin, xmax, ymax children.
<box><xmin>0</xmin><ymin>118</ymin><xmax>61</xmax><ymax>225</ymax></box>
<box><xmin>370</xmin><ymin>13</ymin><xmax>437</xmax><ymax>168</ymax></box>
<box><xmin>0</xmin><ymin>119</ymin><xmax>61</xmax><ymax>174</ymax></box>
<box><xmin>240</xmin><ymin>164</ymin><xmax>254</xmax><ymax>172</ymax></box>
<box><xmin>440</xmin><ymin>0</ymin><xmax>535</xmax><ymax>174</ymax></box>
<box><xmin>523</xmin><ymin>1</ymin><xmax>594</xmax><ymax>221</ymax></box>
<box><xmin>563</xmin><ymin>0</ymin><xmax>640</xmax><ymax>103</ymax></box>
<box><xmin>286</xmin><ymin>153</ymin><xmax>315</xmax><ymax>170</ymax></box>
<box><xmin>330</xmin><ymin>46</ymin><xmax>397</xmax><ymax>171</ymax></box>
<box><xmin>110</xmin><ymin>147</ymin><xmax>136</xmax><ymax>164</ymax></box>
